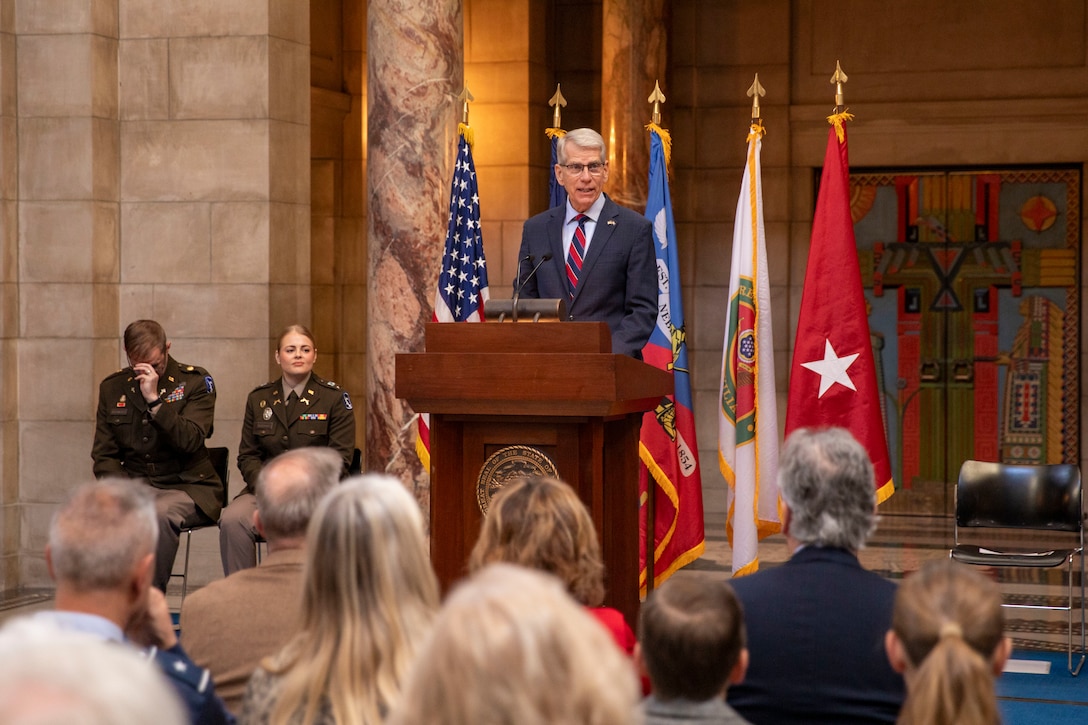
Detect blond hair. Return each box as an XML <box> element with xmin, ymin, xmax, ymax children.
<box><xmin>389</xmin><ymin>564</ymin><xmax>641</xmax><ymax>725</ymax></box>
<box><xmin>262</xmin><ymin>474</ymin><xmax>439</xmax><ymax>725</ymax></box>
<box><xmin>892</xmin><ymin>559</ymin><xmax>1005</xmax><ymax>725</ymax></box>
<box><xmin>468</xmin><ymin>476</ymin><xmax>605</xmax><ymax>606</ymax></box>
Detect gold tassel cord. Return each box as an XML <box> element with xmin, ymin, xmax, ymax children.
<box><xmin>826</xmin><ymin>110</ymin><xmax>855</xmax><ymax>143</ymax></box>
<box><xmin>645</xmin><ymin>122</ymin><xmax>672</xmax><ymax>168</ymax></box>
<box><xmin>747</xmin><ymin>120</ymin><xmax>766</xmax><ymax>143</ymax></box>
<box><xmin>458</xmin><ymin>122</ymin><xmax>474</xmax><ymax>149</ymax></box>
<box><xmin>545</xmin><ymin>127</ymin><xmax>566</xmax><ymax>140</ymax></box>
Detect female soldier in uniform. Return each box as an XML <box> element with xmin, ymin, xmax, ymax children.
<box><xmin>218</xmin><ymin>325</ymin><xmax>356</xmax><ymax>575</ymax></box>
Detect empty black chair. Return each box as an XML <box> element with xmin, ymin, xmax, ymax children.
<box><xmin>950</xmin><ymin>459</ymin><xmax>1085</xmax><ymax>675</ymax></box>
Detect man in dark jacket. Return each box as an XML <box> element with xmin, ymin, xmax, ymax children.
<box><xmin>726</xmin><ymin>427</ymin><xmax>905</xmax><ymax>725</ymax></box>
<box><xmin>92</xmin><ymin>319</ymin><xmax>221</xmax><ymax>591</ymax></box>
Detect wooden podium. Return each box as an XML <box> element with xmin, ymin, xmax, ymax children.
<box><xmin>395</xmin><ymin>321</ymin><xmax>673</xmax><ymax>626</ymax></box>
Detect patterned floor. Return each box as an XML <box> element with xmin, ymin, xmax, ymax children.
<box><xmin>677</xmin><ymin>512</ymin><xmax>1084</xmax><ymax>654</ymax></box>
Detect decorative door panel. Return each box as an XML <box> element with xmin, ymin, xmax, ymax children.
<box><xmin>849</xmin><ymin>168</ymin><xmax>1080</xmax><ymax>514</ymax></box>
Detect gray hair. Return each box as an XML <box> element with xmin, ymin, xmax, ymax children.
<box><xmin>779</xmin><ymin>427</ymin><xmax>877</xmax><ymax>550</ymax></box>
<box><xmin>49</xmin><ymin>479</ymin><xmax>157</xmax><ymax>590</ymax></box>
<box><xmin>556</xmin><ymin>128</ymin><xmax>606</xmax><ymax>165</ymax></box>
<box><xmin>0</xmin><ymin>619</ymin><xmax>186</xmax><ymax>725</ymax></box>
<box><xmin>255</xmin><ymin>447</ymin><xmax>342</xmax><ymax>541</ymax></box>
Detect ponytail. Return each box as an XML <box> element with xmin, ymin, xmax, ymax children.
<box><xmin>896</xmin><ymin>628</ymin><xmax>1000</xmax><ymax>725</ymax></box>
<box><xmin>891</xmin><ymin>560</ymin><xmax>1005</xmax><ymax>725</ymax></box>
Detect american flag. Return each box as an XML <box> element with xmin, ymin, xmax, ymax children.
<box><xmin>418</xmin><ymin>127</ymin><xmax>490</xmax><ymax>466</ymax></box>
<box><xmin>434</xmin><ymin>129</ymin><xmax>490</xmax><ymax>322</ymax></box>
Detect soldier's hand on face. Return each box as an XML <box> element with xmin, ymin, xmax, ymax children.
<box><xmin>133</xmin><ymin>363</ymin><xmax>160</xmax><ymax>403</ymax></box>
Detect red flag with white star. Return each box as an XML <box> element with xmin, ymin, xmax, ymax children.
<box><xmin>785</xmin><ymin>117</ymin><xmax>894</xmax><ymax>502</ymax></box>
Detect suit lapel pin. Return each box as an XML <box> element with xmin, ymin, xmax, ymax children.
<box><xmin>607</xmin><ymin>220</ymin><xmax>616</xmax><ymax>226</ymax></box>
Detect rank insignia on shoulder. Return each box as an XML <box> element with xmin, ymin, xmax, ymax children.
<box><xmin>343</xmin><ymin>392</ymin><xmax>353</xmax><ymax>410</ymax></box>
<box><xmin>325</xmin><ymin>379</ymin><xmax>338</xmax><ymax>388</ymax></box>
<box><xmin>205</xmin><ymin>376</ymin><xmax>214</xmax><ymax>394</ymax></box>
<box><xmin>186</xmin><ymin>366</ymin><xmax>194</xmax><ymax>372</ymax></box>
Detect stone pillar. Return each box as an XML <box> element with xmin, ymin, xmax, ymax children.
<box><xmin>601</xmin><ymin>0</ymin><xmax>667</xmax><ymax>210</ymax></box>
<box><xmin>367</xmin><ymin>0</ymin><xmax>462</xmax><ymax>507</ymax></box>
<box><xmin>116</xmin><ymin>0</ymin><xmax>310</xmax><ymax>498</ymax></box>
<box><xmin>13</xmin><ymin>0</ymin><xmax>121</xmax><ymax>586</ymax></box>
<box><xmin>311</xmin><ymin>0</ymin><xmax>367</xmax><ymax>455</ymax></box>
<box><xmin>0</xmin><ymin>2</ymin><xmax>19</xmax><ymax>588</ymax></box>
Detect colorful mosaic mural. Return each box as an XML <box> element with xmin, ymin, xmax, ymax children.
<box><xmin>849</xmin><ymin>168</ymin><xmax>1081</xmax><ymax>513</ymax></box>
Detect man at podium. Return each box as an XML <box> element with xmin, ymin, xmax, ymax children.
<box><xmin>514</xmin><ymin>128</ymin><xmax>657</xmax><ymax>359</ymax></box>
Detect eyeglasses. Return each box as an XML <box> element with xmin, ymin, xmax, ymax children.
<box><xmin>560</xmin><ymin>162</ymin><xmax>607</xmax><ymax>176</ymax></box>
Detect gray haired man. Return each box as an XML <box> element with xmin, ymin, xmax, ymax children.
<box><xmin>180</xmin><ymin>447</ymin><xmax>341</xmax><ymax>715</ymax></box>
<box><xmin>726</xmin><ymin>427</ymin><xmax>905</xmax><ymax>725</ymax></box>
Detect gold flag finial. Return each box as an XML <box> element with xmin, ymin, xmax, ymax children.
<box><xmin>548</xmin><ymin>84</ymin><xmax>567</xmax><ymax>128</ymax></box>
<box><xmin>748</xmin><ymin>73</ymin><xmax>766</xmax><ymax>122</ymax></box>
<box><xmin>458</xmin><ymin>86</ymin><xmax>474</xmax><ymax>125</ymax></box>
<box><xmin>830</xmin><ymin>61</ymin><xmax>848</xmax><ymax>113</ymax></box>
<box><xmin>647</xmin><ymin>80</ymin><xmax>666</xmax><ymax>126</ymax></box>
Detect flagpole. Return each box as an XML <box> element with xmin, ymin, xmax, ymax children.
<box><xmin>639</xmin><ymin>81</ymin><xmax>705</xmax><ymax>590</ymax></box>
<box><xmin>548</xmin><ymin>84</ymin><xmax>566</xmax><ymax>128</ymax></box>
<box><xmin>546</xmin><ymin>85</ymin><xmax>567</xmax><ymax>209</ymax></box>
<box><xmin>748</xmin><ymin>73</ymin><xmax>765</xmax><ymax>123</ymax></box>
<box><xmin>830</xmin><ymin>60</ymin><xmax>847</xmax><ymax>113</ymax></box>
<box><xmin>784</xmin><ymin>62</ymin><xmax>896</xmax><ymax>502</ymax></box>
<box><xmin>720</xmin><ymin>75</ymin><xmax>781</xmax><ymax>577</ymax></box>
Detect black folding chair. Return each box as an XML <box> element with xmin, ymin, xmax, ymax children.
<box><xmin>950</xmin><ymin>459</ymin><xmax>1085</xmax><ymax>675</ymax></box>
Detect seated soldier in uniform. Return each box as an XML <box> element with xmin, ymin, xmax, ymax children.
<box><xmin>92</xmin><ymin>319</ymin><xmax>221</xmax><ymax>591</ymax></box>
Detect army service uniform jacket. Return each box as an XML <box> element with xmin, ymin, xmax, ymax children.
<box><xmin>236</xmin><ymin>373</ymin><xmax>356</xmax><ymax>494</ymax></box>
<box><xmin>92</xmin><ymin>356</ymin><xmax>222</xmax><ymax>521</ymax></box>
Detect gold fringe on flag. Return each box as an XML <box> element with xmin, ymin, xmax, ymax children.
<box><xmin>826</xmin><ymin>110</ymin><xmax>854</xmax><ymax>143</ymax></box>
<box><xmin>458</xmin><ymin>122</ymin><xmax>474</xmax><ymax>149</ymax></box>
<box><xmin>545</xmin><ymin>127</ymin><xmax>566</xmax><ymax>140</ymax></box>
<box><xmin>747</xmin><ymin>120</ymin><xmax>766</xmax><ymax>143</ymax></box>
<box><xmin>645</xmin><ymin>122</ymin><xmax>672</xmax><ymax>167</ymax></box>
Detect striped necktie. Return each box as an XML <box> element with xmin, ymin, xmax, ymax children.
<box><xmin>565</xmin><ymin>213</ymin><xmax>588</xmax><ymax>299</ymax></box>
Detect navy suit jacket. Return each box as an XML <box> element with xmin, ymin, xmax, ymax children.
<box><xmin>515</xmin><ymin>195</ymin><xmax>657</xmax><ymax>358</ymax></box>
<box><xmin>726</xmin><ymin>547</ymin><xmax>905</xmax><ymax>725</ymax></box>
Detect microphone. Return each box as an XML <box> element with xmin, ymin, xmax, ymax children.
<box><xmin>513</xmin><ymin>253</ymin><xmax>532</xmax><ymax>293</ymax></box>
<box><xmin>511</xmin><ymin>253</ymin><xmax>552</xmax><ymax>323</ymax></box>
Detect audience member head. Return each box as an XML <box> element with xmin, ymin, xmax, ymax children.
<box><xmin>265</xmin><ymin>474</ymin><xmax>439</xmax><ymax>725</ymax></box>
<box><xmin>254</xmin><ymin>447</ymin><xmax>341</xmax><ymax>545</ymax></box>
<box><xmin>0</xmin><ymin>618</ymin><xmax>186</xmax><ymax>725</ymax></box>
<box><xmin>47</xmin><ymin>478</ymin><xmax>157</xmax><ymax>594</ymax></box>
<box><xmin>638</xmin><ymin>577</ymin><xmax>748</xmax><ymax>701</ymax></box>
<box><xmin>779</xmin><ymin>427</ymin><xmax>877</xmax><ymax>550</ymax></box>
<box><xmin>886</xmin><ymin>559</ymin><xmax>1009</xmax><ymax>725</ymax></box>
<box><xmin>123</xmin><ymin>320</ymin><xmax>169</xmax><ymax>376</ymax></box>
<box><xmin>390</xmin><ymin>563</ymin><xmax>640</xmax><ymax>725</ymax></box>
<box><xmin>468</xmin><ymin>476</ymin><xmax>605</xmax><ymax>606</ymax></box>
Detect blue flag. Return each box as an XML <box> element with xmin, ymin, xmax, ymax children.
<box><xmin>639</xmin><ymin>126</ymin><xmax>705</xmax><ymax>587</ymax></box>
<box><xmin>548</xmin><ymin>132</ymin><xmax>568</xmax><ymax>209</ymax></box>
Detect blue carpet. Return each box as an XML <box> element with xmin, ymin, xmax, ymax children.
<box><xmin>997</xmin><ymin>651</ymin><xmax>1088</xmax><ymax>724</ymax></box>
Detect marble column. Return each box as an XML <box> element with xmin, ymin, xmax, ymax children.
<box><xmin>366</xmin><ymin>0</ymin><xmax>461</xmax><ymax>509</ymax></box>
<box><xmin>601</xmin><ymin>0</ymin><xmax>667</xmax><ymax>210</ymax></box>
